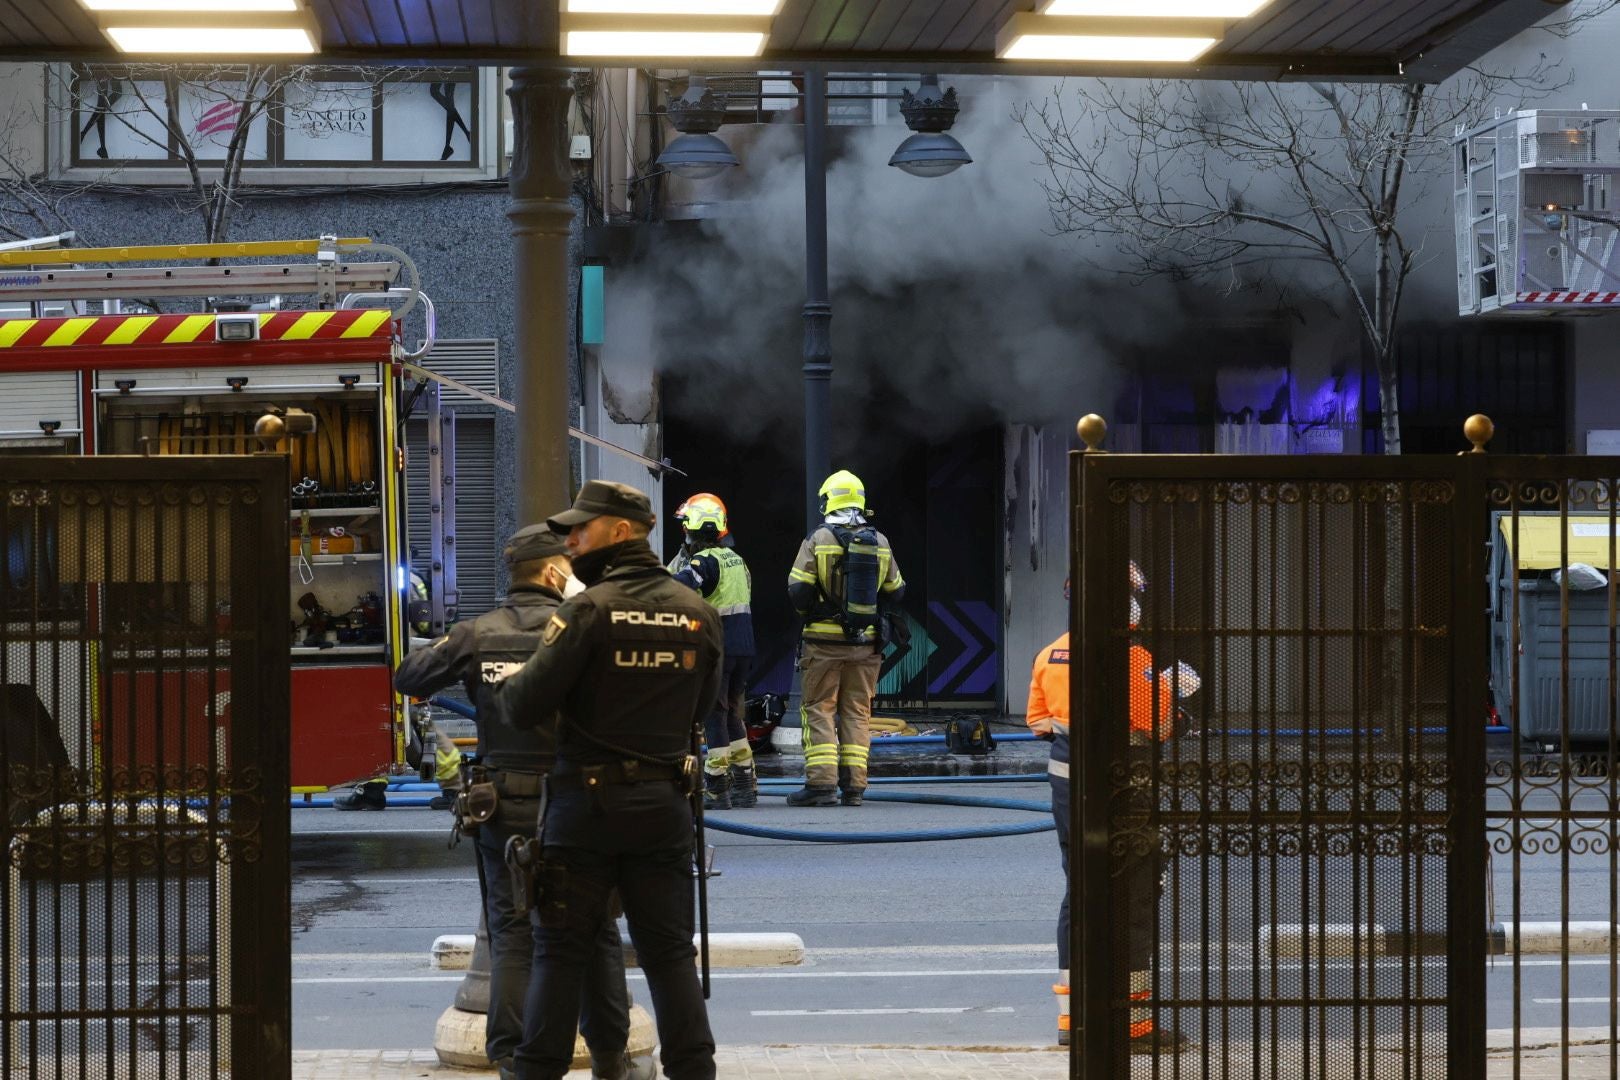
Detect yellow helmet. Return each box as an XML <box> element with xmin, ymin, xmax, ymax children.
<box><xmin>676</xmin><ymin>492</ymin><xmax>728</xmax><ymax>538</ymax></box>
<box><xmin>818</xmin><ymin>470</ymin><xmax>866</xmax><ymax>515</ymax></box>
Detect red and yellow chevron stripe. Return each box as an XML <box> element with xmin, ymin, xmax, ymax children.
<box><xmin>0</xmin><ymin>309</ymin><xmax>392</xmax><ymax>349</ymax></box>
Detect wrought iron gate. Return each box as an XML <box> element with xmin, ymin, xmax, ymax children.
<box><xmin>1</xmin><ymin>457</ymin><xmax>289</xmax><ymax>1079</ymax></box>
<box><xmin>1071</xmin><ymin>433</ymin><xmax>1620</xmax><ymax>1078</ymax></box>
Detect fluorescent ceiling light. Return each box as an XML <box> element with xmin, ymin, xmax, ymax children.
<box><xmin>104</xmin><ymin>25</ymin><xmax>318</xmax><ymax>52</ymax></box>
<box><xmin>997</xmin><ymin>14</ymin><xmax>1227</xmax><ymax>62</ymax></box>
<box><xmin>1003</xmin><ymin>33</ymin><xmax>1216</xmax><ymax>61</ymax></box>
<box><xmin>560</xmin><ymin>13</ymin><xmax>771</xmax><ymax>57</ymax></box>
<box><xmin>96</xmin><ymin>10</ymin><xmax>319</xmax><ymax>53</ymax></box>
<box><xmin>1042</xmin><ymin>0</ymin><xmax>1271</xmax><ymax>17</ymax></box>
<box><xmin>565</xmin><ymin>0</ymin><xmax>781</xmax><ymax>14</ymax></box>
<box><xmin>80</xmin><ymin>0</ymin><xmax>300</xmax><ymax>10</ymax></box>
<box><xmin>565</xmin><ymin>30</ymin><xmax>766</xmax><ymax>55</ymax></box>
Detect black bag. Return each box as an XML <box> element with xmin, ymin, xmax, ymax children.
<box><xmin>945</xmin><ymin>715</ymin><xmax>995</xmax><ymax>756</ymax></box>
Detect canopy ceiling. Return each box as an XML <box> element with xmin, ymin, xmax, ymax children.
<box><xmin>2</xmin><ymin>0</ymin><xmax>1557</xmax><ymax>82</ymax></box>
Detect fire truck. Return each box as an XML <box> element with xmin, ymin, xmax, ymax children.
<box><xmin>0</xmin><ymin>234</ymin><xmax>456</xmax><ymax>792</ymax></box>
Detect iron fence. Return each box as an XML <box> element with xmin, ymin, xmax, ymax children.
<box><xmin>1070</xmin><ymin>436</ymin><xmax>1620</xmax><ymax>1078</ymax></box>
<box><xmin>1</xmin><ymin>456</ymin><xmax>289</xmax><ymax>1080</ymax></box>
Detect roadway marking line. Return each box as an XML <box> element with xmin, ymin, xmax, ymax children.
<box><xmin>297</xmin><ymin>976</ymin><xmax>464</xmax><ymax>985</ymax></box>
<box><xmin>1531</xmin><ymin>998</ymin><xmax>1620</xmax><ymax>1004</ymax></box>
<box><xmin>287</xmin><ymin>957</ymin><xmax>1620</xmax><ymax>987</ymax></box>
<box><xmin>291</xmin><ymin>835</ymin><xmax>450</xmax><ymax>841</ymax></box>
<box><xmin>750</xmin><ymin>1006</ymin><xmax>1016</xmax><ymax>1017</ymax></box>
<box><xmin>808</xmin><ymin>944</ymin><xmax>1053</xmax><ymax>958</ymax></box>
<box><xmin>295</xmin><ymin>877</ymin><xmax>477</xmax><ymax>885</ymax></box>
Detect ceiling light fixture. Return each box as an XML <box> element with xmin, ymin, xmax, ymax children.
<box><xmin>997</xmin><ymin>14</ymin><xmax>1228</xmax><ymax>62</ymax></box>
<box><xmin>79</xmin><ymin>0</ymin><xmax>300</xmax><ymax>10</ymax></box>
<box><xmin>1041</xmin><ymin>0</ymin><xmax>1272</xmax><ymax>17</ymax></box>
<box><xmin>96</xmin><ymin>10</ymin><xmax>320</xmax><ymax>54</ymax></box>
<box><xmin>565</xmin><ymin>0</ymin><xmax>781</xmax><ymax>14</ymax></box>
<box><xmin>561</xmin><ymin>13</ymin><xmax>770</xmax><ymax>57</ymax></box>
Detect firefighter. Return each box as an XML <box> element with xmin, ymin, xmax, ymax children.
<box><xmin>495</xmin><ymin>481</ymin><xmax>723</xmax><ymax>1080</ymax></box>
<box><xmin>393</xmin><ymin>525</ymin><xmax>630</xmax><ymax>1080</ymax></box>
<box><xmin>785</xmin><ymin>470</ymin><xmax>904</xmax><ymax>807</ymax></box>
<box><xmin>667</xmin><ymin>492</ymin><xmax>757</xmax><ymax>811</ymax></box>
<box><xmin>1027</xmin><ymin>564</ymin><xmax>1194</xmax><ymax>1053</ymax></box>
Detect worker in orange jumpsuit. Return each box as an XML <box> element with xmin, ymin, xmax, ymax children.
<box><xmin>1026</xmin><ymin>565</ymin><xmax>1195</xmax><ymax>1053</ymax></box>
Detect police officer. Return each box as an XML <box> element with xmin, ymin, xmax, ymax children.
<box><xmin>668</xmin><ymin>492</ymin><xmax>757</xmax><ymax>811</ymax></box>
<box><xmin>495</xmin><ymin>481</ymin><xmax>723</xmax><ymax>1080</ymax></box>
<box><xmin>393</xmin><ymin>524</ymin><xmax>632</xmax><ymax>1080</ymax></box>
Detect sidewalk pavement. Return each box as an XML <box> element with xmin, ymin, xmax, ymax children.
<box><xmin>292</xmin><ymin>1040</ymin><xmax>1618</xmax><ymax>1079</ymax></box>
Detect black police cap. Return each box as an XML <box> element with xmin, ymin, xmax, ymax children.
<box><xmin>503</xmin><ymin>523</ymin><xmax>569</xmax><ymax>565</ymax></box>
<box><xmin>547</xmin><ymin>480</ymin><xmax>655</xmax><ymax>529</ymax></box>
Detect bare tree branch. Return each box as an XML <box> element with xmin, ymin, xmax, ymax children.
<box><xmin>1017</xmin><ymin>63</ymin><xmax>1561</xmax><ymax>454</ymax></box>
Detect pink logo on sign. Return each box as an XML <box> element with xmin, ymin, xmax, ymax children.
<box><xmin>195</xmin><ymin>100</ymin><xmax>240</xmax><ymax>139</ymax></box>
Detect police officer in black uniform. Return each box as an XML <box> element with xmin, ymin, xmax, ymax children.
<box><xmin>495</xmin><ymin>481</ymin><xmax>723</xmax><ymax>1080</ymax></box>
<box><xmin>394</xmin><ymin>524</ymin><xmax>632</xmax><ymax>1080</ymax></box>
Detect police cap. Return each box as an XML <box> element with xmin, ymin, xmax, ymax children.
<box><xmin>547</xmin><ymin>480</ymin><xmax>655</xmax><ymax>529</ymax></box>
<box><xmin>503</xmin><ymin>523</ymin><xmax>569</xmax><ymax>565</ymax></box>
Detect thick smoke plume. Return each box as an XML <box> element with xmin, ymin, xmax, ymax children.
<box><xmin>600</xmin><ymin>76</ymin><xmax>1339</xmax><ymax>443</ymax></box>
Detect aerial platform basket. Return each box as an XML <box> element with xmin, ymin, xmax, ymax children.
<box><xmin>1455</xmin><ymin>109</ymin><xmax>1620</xmax><ymax>316</ymax></box>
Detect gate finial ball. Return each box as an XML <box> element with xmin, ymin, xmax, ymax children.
<box><xmin>1077</xmin><ymin>414</ymin><xmax>1107</xmax><ymax>452</ymax></box>
<box><xmin>1464</xmin><ymin>414</ymin><xmax>1494</xmax><ymax>454</ymax></box>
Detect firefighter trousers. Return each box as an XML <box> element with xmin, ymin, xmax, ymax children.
<box><xmin>703</xmin><ymin>654</ymin><xmax>753</xmax><ymax>774</ymax></box>
<box><xmin>798</xmin><ymin>640</ymin><xmax>881</xmax><ymax>791</ymax></box>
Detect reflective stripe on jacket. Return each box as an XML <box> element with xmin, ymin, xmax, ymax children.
<box><xmin>787</xmin><ymin>524</ymin><xmax>904</xmax><ymax>644</ymax></box>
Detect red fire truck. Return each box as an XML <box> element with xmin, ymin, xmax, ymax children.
<box><xmin>0</xmin><ymin>236</ymin><xmax>436</xmax><ymax>791</ymax></box>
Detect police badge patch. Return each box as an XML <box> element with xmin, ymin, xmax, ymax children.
<box><xmin>543</xmin><ymin>614</ymin><xmax>568</xmax><ymax>646</ymax></box>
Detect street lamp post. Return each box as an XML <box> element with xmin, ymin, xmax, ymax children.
<box><xmin>656</xmin><ymin>71</ymin><xmax>966</xmax><ymax>531</ymax></box>
<box><xmin>802</xmin><ymin>70</ymin><xmax>832</xmax><ymax>533</ymax></box>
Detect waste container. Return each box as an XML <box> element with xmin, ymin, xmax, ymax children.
<box><xmin>1489</xmin><ymin>511</ymin><xmax>1620</xmax><ymax>745</ymax></box>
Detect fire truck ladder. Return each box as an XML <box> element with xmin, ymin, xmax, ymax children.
<box><xmin>0</xmin><ymin>236</ymin><xmax>412</xmax><ymax>310</ymax></box>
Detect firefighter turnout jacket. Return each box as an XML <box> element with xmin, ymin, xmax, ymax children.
<box><xmin>393</xmin><ymin>584</ymin><xmax>566</xmax><ymax>773</ymax></box>
<box><xmin>495</xmin><ymin>540</ymin><xmax>724</xmax><ymax>765</ymax></box>
<box><xmin>668</xmin><ymin>537</ymin><xmax>755</xmax><ymax>658</ymax></box>
<box><xmin>787</xmin><ymin>522</ymin><xmax>904</xmax><ymax>645</ymax></box>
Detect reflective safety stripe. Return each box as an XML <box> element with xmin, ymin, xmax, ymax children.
<box><xmin>1047</xmin><ymin>758</ymin><xmax>1070</xmax><ymax>779</ymax></box>
<box><xmin>1129</xmin><ymin>970</ymin><xmax>1152</xmax><ymax>1037</ymax></box>
<box><xmin>715</xmin><ymin>603</ymin><xmax>751</xmax><ymax>616</ymax></box>
<box><xmin>789</xmin><ymin>568</ymin><xmax>816</xmax><ymax>583</ymax></box>
<box><xmin>837</xmin><ymin>745</ymin><xmax>869</xmax><ymax>764</ymax></box>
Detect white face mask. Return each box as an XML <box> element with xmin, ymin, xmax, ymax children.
<box><xmin>562</xmin><ymin>574</ymin><xmax>587</xmax><ymax>599</ymax></box>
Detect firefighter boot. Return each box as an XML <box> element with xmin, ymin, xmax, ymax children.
<box><xmin>333</xmin><ymin>779</ymin><xmax>386</xmax><ymax>811</ymax></box>
<box><xmin>837</xmin><ymin>765</ymin><xmax>864</xmax><ymax>807</ymax></box>
<box><xmin>785</xmin><ymin>784</ymin><xmax>837</xmax><ymax>807</ymax></box>
<box><xmin>728</xmin><ymin>764</ymin><xmax>758</xmax><ymax>808</ymax></box>
<box><xmin>703</xmin><ymin>771</ymin><xmax>732</xmax><ymax>811</ymax></box>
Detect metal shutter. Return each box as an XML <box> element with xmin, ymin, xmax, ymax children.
<box><xmin>0</xmin><ymin>373</ymin><xmax>80</xmax><ymax>437</ymax></box>
<box><xmin>415</xmin><ymin>339</ymin><xmax>502</xmax><ymax>405</ymax></box>
<box><xmin>406</xmin><ymin>413</ymin><xmax>498</xmax><ymax>620</ymax></box>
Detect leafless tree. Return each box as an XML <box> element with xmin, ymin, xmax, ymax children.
<box><xmin>54</xmin><ymin>64</ymin><xmax>414</xmax><ymax>245</ymax></box>
<box><xmin>0</xmin><ymin>88</ymin><xmax>88</xmax><ymax>243</ymax></box>
<box><xmin>1018</xmin><ymin>69</ymin><xmax>1556</xmax><ymax>454</ymax></box>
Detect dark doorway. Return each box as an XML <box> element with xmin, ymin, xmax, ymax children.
<box><xmin>661</xmin><ymin>376</ymin><xmax>1003</xmax><ymax>711</ymax></box>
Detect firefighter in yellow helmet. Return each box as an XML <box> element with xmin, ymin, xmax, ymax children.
<box><xmin>668</xmin><ymin>492</ymin><xmax>758</xmax><ymax>811</ymax></box>
<box><xmin>785</xmin><ymin>470</ymin><xmax>905</xmax><ymax>807</ymax></box>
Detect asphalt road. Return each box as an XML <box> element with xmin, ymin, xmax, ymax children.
<box><xmin>289</xmin><ymin>772</ymin><xmax>1620</xmax><ymax>1054</ymax></box>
